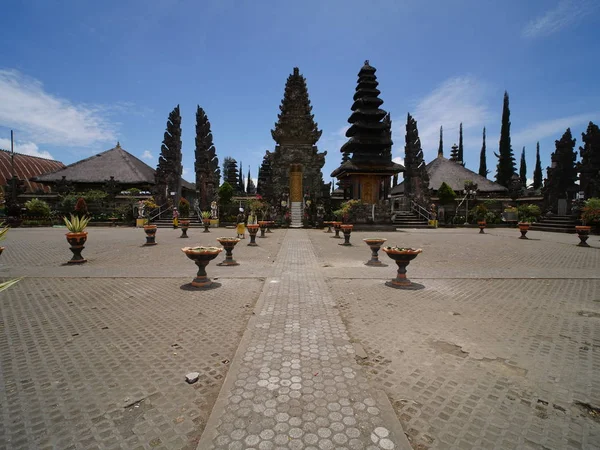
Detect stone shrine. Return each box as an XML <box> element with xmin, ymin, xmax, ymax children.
<box><xmin>331</xmin><ymin>61</ymin><xmax>403</xmax><ymax>204</ymax></box>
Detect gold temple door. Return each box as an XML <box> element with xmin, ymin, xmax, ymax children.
<box><xmin>290</xmin><ymin>164</ymin><xmax>303</xmax><ymax>202</ymax></box>
<box><xmin>361</xmin><ymin>176</ymin><xmax>378</xmax><ymax>203</ymax></box>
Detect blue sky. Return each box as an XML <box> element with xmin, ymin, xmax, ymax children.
<box><xmin>1</xmin><ymin>0</ymin><xmax>599</xmax><ymax>187</ymax></box>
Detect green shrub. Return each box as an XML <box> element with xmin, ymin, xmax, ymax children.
<box><xmin>178</xmin><ymin>197</ymin><xmax>191</xmax><ymax>218</ymax></box>
<box><xmin>125</xmin><ymin>187</ymin><xmax>141</xmax><ymax>196</ymax></box>
<box><xmin>218</xmin><ymin>182</ymin><xmax>234</xmax><ymax>206</ymax></box>
<box><xmin>517</xmin><ymin>204</ymin><xmax>541</xmax><ymax>223</ymax></box>
<box><xmin>581</xmin><ymin>197</ymin><xmax>600</xmax><ymax>225</ymax></box>
<box><xmin>438</xmin><ymin>182</ymin><xmax>456</xmax><ymax>205</ymax></box>
<box><xmin>24</xmin><ymin>198</ymin><xmax>51</xmax><ymax>217</ymax></box>
<box><xmin>469</xmin><ymin>204</ymin><xmax>488</xmax><ymax>221</ymax></box>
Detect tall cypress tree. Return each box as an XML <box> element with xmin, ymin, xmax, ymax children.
<box><xmin>519</xmin><ymin>147</ymin><xmax>527</xmax><ymax>187</ymax></box>
<box><xmin>155</xmin><ymin>105</ymin><xmax>183</xmax><ymax>206</ymax></box>
<box><xmin>458</xmin><ymin>123</ymin><xmax>464</xmax><ymax>166</ymax></box>
<box><xmin>533</xmin><ymin>142</ymin><xmax>543</xmax><ymax>190</ymax></box>
<box><xmin>438</xmin><ymin>126</ymin><xmax>443</xmax><ymax>157</ymax></box>
<box><xmin>495</xmin><ymin>91</ymin><xmax>516</xmax><ymax>187</ymax></box>
<box><xmin>479</xmin><ymin>127</ymin><xmax>488</xmax><ymax>178</ymax></box>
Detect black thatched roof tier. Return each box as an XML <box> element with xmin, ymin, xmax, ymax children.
<box><xmin>35</xmin><ymin>144</ymin><xmax>155</xmax><ymax>184</ymax></box>
<box><xmin>341</xmin><ymin>61</ymin><xmax>392</xmax><ymax>158</ymax></box>
<box><xmin>0</xmin><ymin>149</ymin><xmax>65</xmax><ymax>193</ymax></box>
<box><xmin>391</xmin><ymin>155</ymin><xmax>507</xmax><ymax>195</ymax></box>
<box><xmin>330</xmin><ymin>159</ymin><xmax>404</xmax><ymax>178</ymax></box>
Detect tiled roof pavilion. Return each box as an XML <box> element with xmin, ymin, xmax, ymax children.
<box><xmin>34</xmin><ymin>143</ymin><xmax>195</xmax><ymax>191</ymax></box>
<box><xmin>34</xmin><ymin>143</ymin><xmax>156</xmax><ymax>185</ymax></box>
<box><xmin>392</xmin><ymin>155</ymin><xmax>507</xmax><ymax>195</ymax></box>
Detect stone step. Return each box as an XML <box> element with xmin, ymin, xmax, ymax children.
<box><xmin>530</xmin><ymin>224</ymin><xmax>576</xmax><ymax>233</ymax></box>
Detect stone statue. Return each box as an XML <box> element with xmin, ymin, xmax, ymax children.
<box><xmin>211</xmin><ymin>201</ymin><xmax>218</xmax><ymax>219</ymax></box>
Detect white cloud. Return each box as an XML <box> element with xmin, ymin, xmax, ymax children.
<box><xmin>0</xmin><ymin>69</ymin><xmax>117</xmax><ymax>147</ymax></box>
<box><xmin>0</xmin><ymin>137</ymin><xmax>54</xmax><ymax>159</ymax></box>
<box><xmin>392</xmin><ymin>156</ymin><xmax>404</xmax><ymax>166</ymax></box>
<box><xmin>522</xmin><ymin>0</ymin><xmax>598</xmax><ymax>38</ymax></box>
<box><xmin>141</xmin><ymin>150</ymin><xmax>153</xmax><ymax>160</ymax></box>
<box><xmin>411</xmin><ymin>76</ymin><xmax>492</xmax><ymax>159</ymax></box>
<box><xmin>182</xmin><ymin>167</ymin><xmax>191</xmax><ymax>177</ymax></box>
<box><xmin>512</xmin><ymin>113</ymin><xmax>596</xmax><ymax>144</ymax></box>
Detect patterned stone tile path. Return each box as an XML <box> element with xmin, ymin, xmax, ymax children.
<box><xmin>198</xmin><ymin>229</ymin><xmax>411</xmax><ymax>450</ymax></box>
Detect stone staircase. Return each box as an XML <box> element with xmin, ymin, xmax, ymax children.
<box><xmin>290</xmin><ymin>202</ymin><xmax>303</xmax><ymax>228</ymax></box>
<box><xmin>151</xmin><ymin>217</ymin><xmax>205</xmax><ymax>228</ymax></box>
<box><xmin>530</xmin><ymin>215</ymin><xmax>577</xmax><ymax>233</ymax></box>
<box><xmin>393</xmin><ymin>211</ymin><xmax>429</xmax><ymax>229</ymax></box>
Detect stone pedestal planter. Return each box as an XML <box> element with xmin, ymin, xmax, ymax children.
<box><xmin>143</xmin><ymin>225</ymin><xmax>157</xmax><ymax>246</ymax></box>
<box><xmin>382</xmin><ymin>247</ymin><xmax>423</xmax><ymax>289</ymax></box>
<box><xmin>181</xmin><ymin>246</ymin><xmax>223</xmax><ymax>288</ymax></box>
<box><xmin>216</xmin><ymin>237</ymin><xmax>241</xmax><ymax>266</ymax></box>
<box><xmin>179</xmin><ymin>220</ymin><xmax>190</xmax><ymax>238</ymax></box>
<box><xmin>478</xmin><ymin>221</ymin><xmax>486</xmax><ymax>234</ymax></box>
<box><xmin>66</xmin><ymin>232</ymin><xmax>88</xmax><ymax>264</ymax></box>
<box><xmin>332</xmin><ymin>222</ymin><xmax>342</xmax><ymax>238</ymax></box>
<box><xmin>518</xmin><ymin>222</ymin><xmax>530</xmax><ymax>239</ymax></box>
<box><xmin>247</xmin><ymin>224</ymin><xmax>260</xmax><ymax>246</ymax></box>
<box><xmin>363</xmin><ymin>238</ymin><xmax>387</xmax><ymax>266</ymax></box>
<box><xmin>203</xmin><ymin>220</ymin><xmax>211</xmax><ymax>233</ymax></box>
<box><xmin>266</xmin><ymin>221</ymin><xmax>274</xmax><ymax>233</ymax></box>
<box><xmin>258</xmin><ymin>221</ymin><xmax>268</xmax><ymax>238</ymax></box>
<box><xmin>323</xmin><ymin>221</ymin><xmax>333</xmax><ymax>233</ymax></box>
<box><xmin>339</xmin><ymin>224</ymin><xmax>353</xmax><ymax>246</ymax></box>
<box><xmin>576</xmin><ymin>226</ymin><xmax>591</xmax><ymax>247</ymax></box>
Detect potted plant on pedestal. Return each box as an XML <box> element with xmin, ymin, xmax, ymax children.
<box><xmin>201</xmin><ymin>211</ymin><xmax>212</xmax><ymax>233</ymax></box>
<box><xmin>216</xmin><ymin>237</ymin><xmax>241</xmax><ymax>266</ymax></box>
<box><xmin>181</xmin><ymin>246</ymin><xmax>223</xmax><ymax>288</ymax></box>
<box><xmin>381</xmin><ymin>246</ymin><xmax>423</xmax><ymax>289</ymax></box>
<box><xmin>178</xmin><ymin>198</ymin><xmax>191</xmax><ymax>238</ymax></box>
<box><xmin>363</xmin><ymin>238</ymin><xmax>387</xmax><ymax>266</ymax></box>
<box><xmin>577</xmin><ymin>198</ymin><xmax>599</xmax><ymax>247</ymax></box>
<box><xmin>63</xmin><ymin>214</ymin><xmax>91</xmax><ymax>264</ymax></box>
<box><xmin>339</xmin><ymin>224</ymin><xmax>354</xmax><ymax>246</ymax></box>
<box><xmin>517</xmin><ymin>204</ymin><xmax>541</xmax><ymax>240</ymax></box>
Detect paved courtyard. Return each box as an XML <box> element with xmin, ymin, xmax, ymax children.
<box><xmin>0</xmin><ymin>226</ymin><xmax>599</xmax><ymax>449</ymax></box>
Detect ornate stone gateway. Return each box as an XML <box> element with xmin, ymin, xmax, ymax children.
<box><xmin>256</xmin><ymin>67</ymin><xmax>329</xmax><ymax>228</ymax></box>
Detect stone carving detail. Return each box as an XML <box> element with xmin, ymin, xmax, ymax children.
<box><xmin>271</xmin><ymin>67</ymin><xmax>322</xmax><ymax>146</ymax></box>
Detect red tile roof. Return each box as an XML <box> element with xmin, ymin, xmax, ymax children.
<box><xmin>0</xmin><ymin>149</ymin><xmax>65</xmax><ymax>193</ymax></box>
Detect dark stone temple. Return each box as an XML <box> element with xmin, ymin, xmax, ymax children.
<box><xmin>543</xmin><ymin>128</ymin><xmax>578</xmax><ymax>214</ymax></box>
<box><xmin>578</xmin><ymin>121</ymin><xmax>600</xmax><ymax>199</ymax></box>
<box><xmin>403</xmin><ymin>113</ymin><xmax>430</xmax><ymax>205</ymax></box>
<box><xmin>331</xmin><ymin>61</ymin><xmax>403</xmax><ymax>204</ymax></box>
<box><xmin>194</xmin><ymin>106</ymin><xmax>220</xmax><ymax>210</ymax></box>
<box><xmin>155</xmin><ymin>105</ymin><xmax>183</xmax><ymax>206</ymax></box>
<box><xmin>261</xmin><ymin>67</ymin><xmax>329</xmax><ymax>227</ymax></box>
